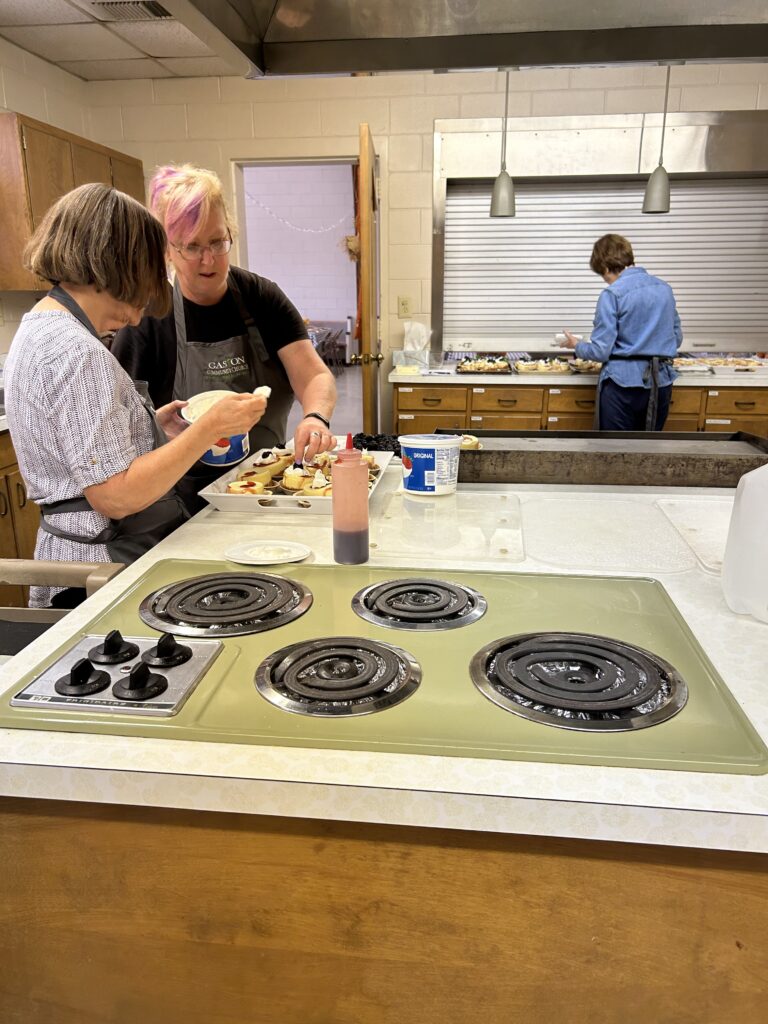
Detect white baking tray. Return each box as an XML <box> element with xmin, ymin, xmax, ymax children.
<box><xmin>199</xmin><ymin>451</ymin><xmax>394</xmax><ymax>513</ymax></box>
<box><xmin>709</xmin><ymin>364</ymin><xmax>768</xmax><ymax>376</ymax></box>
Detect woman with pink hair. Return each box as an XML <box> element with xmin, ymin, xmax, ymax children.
<box><xmin>112</xmin><ymin>163</ymin><xmax>336</xmax><ymax>514</ymax></box>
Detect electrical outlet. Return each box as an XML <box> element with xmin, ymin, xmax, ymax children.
<box><xmin>397</xmin><ymin>295</ymin><xmax>413</xmax><ymax>318</ymax></box>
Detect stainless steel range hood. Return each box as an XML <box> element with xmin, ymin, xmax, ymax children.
<box><xmin>163</xmin><ymin>0</ymin><xmax>768</xmax><ymax>78</ymax></box>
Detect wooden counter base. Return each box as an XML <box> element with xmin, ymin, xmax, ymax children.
<box><xmin>1</xmin><ymin>797</ymin><xmax>765</xmax><ymax>1024</ymax></box>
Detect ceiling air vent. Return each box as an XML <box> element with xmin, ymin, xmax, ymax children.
<box><xmin>73</xmin><ymin>1</ymin><xmax>172</xmax><ymax>21</ymax></box>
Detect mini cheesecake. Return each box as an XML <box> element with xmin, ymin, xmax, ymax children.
<box><xmin>226</xmin><ymin>479</ymin><xmax>267</xmax><ymax>495</ymax></box>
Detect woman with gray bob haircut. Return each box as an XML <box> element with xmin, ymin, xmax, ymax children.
<box><xmin>4</xmin><ymin>183</ymin><xmax>268</xmax><ymax>608</ymax></box>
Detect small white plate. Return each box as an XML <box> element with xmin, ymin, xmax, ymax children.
<box><xmin>224</xmin><ymin>541</ymin><xmax>312</xmax><ymax>565</ymax></box>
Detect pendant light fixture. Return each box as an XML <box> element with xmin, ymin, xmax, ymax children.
<box><xmin>642</xmin><ymin>64</ymin><xmax>672</xmax><ymax>214</ymax></box>
<box><xmin>490</xmin><ymin>69</ymin><xmax>515</xmax><ymax>217</ymax></box>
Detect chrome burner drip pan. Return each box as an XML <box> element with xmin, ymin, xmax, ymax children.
<box><xmin>139</xmin><ymin>572</ymin><xmax>313</xmax><ymax>637</ymax></box>
<box><xmin>471</xmin><ymin>632</ymin><xmax>688</xmax><ymax>732</ymax></box>
<box><xmin>255</xmin><ymin>636</ymin><xmax>421</xmax><ymax>717</ymax></box>
<box><xmin>351</xmin><ymin>578</ymin><xmax>487</xmax><ymax>630</ymax></box>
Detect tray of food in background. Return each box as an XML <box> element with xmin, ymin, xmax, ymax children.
<box><xmin>456</xmin><ymin>356</ymin><xmax>512</xmax><ymax>374</ymax></box>
<box><xmin>514</xmin><ymin>359</ymin><xmax>572</xmax><ymax>374</ymax></box>
<box><xmin>198</xmin><ymin>446</ymin><xmax>393</xmax><ymax>513</ymax></box>
<box><xmin>700</xmin><ymin>358</ymin><xmax>768</xmax><ymax>376</ymax></box>
<box><xmin>568</xmin><ymin>358</ymin><xmax>602</xmax><ymax>373</ymax></box>
<box><xmin>673</xmin><ymin>358</ymin><xmax>712</xmax><ymax>374</ymax></box>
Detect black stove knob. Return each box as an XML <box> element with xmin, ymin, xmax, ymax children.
<box><xmin>112</xmin><ymin>661</ymin><xmax>168</xmax><ymax>702</ymax></box>
<box><xmin>142</xmin><ymin>632</ymin><xmax>192</xmax><ymax>668</ymax></box>
<box><xmin>54</xmin><ymin>657</ymin><xmax>110</xmax><ymax>697</ymax></box>
<box><xmin>88</xmin><ymin>629</ymin><xmax>139</xmax><ymax>665</ymax></box>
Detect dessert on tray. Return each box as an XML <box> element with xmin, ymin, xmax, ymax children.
<box><xmin>514</xmin><ymin>359</ymin><xmax>571</xmax><ymax>373</ymax></box>
<box><xmin>456</xmin><ymin>355</ymin><xmax>512</xmax><ymax>373</ymax></box>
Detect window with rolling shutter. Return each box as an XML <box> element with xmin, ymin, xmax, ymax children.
<box><xmin>442</xmin><ymin>177</ymin><xmax>768</xmax><ymax>353</ymax></box>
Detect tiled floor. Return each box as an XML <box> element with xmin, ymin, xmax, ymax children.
<box><xmin>286</xmin><ymin>364</ymin><xmax>363</xmax><ymax>441</ymax></box>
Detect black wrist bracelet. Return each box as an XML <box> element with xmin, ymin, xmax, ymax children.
<box><xmin>303</xmin><ymin>412</ymin><xmax>330</xmax><ymax>429</ymax></box>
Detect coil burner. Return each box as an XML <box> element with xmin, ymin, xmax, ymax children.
<box><xmin>471</xmin><ymin>632</ymin><xmax>688</xmax><ymax>732</ymax></box>
<box><xmin>351</xmin><ymin>578</ymin><xmax>486</xmax><ymax>630</ymax></box>
<box><xmin>139</xmin><ymin>572</ymin><xmax>312</xmax><ymax>638</ymax></box>
<box><xmin>255</xmin><ymin>636</ymin><xmax>421</xmax><ymax>717</ymax></box>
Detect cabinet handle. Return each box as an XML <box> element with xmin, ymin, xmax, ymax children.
<box><xmin>0</xmin><ymin>490</ymin><xmax>7</xmax><ymax>517</ymax></box>
<box><xmin>497</xmin><ymin>398</ymin><xmax>518</xmax><ymax>406</ymax></box>
<box><xmin>734</xmin><ymin>401</ymin><xmax>756</xmax><ymax>409</ymax></box>
<box><xmin>423</xmin><ymin>397</ymin><xmax>443</xmax><ymax>406</ymax></box>
<box><xmin>15</xmin><ymin>481</ymin><xmax>27</xmax><ymax>509</ymax></box>
<box><xmin>575</xmin><ymin>399</ymin><xmax>595</xmax><ymax>408</ymax></box>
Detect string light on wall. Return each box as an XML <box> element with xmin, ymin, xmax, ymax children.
<box><xmin>490</xmin><ymin>68</ymin><xmax>515</xmax><ymax>217</ymax></box>
<box><xmin>245</xmin><ymin>192</ymin><xmax>353</xmax><ymax>234</ymax></box>
<box><xmin>642</xmin><ymin>64</ymin><xmax>673</xmax><ymax>214</ymax></box>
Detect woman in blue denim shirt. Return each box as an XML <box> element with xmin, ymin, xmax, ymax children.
<box><xmin>563</xmin><ymin>234</ymin><xmax>682</xmax><ymax>430</ymax></box>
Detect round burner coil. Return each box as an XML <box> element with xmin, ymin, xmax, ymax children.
<box><xmin>471</xmin><ymin>632</ymin><xmax>687</xmax><ymax>732</ymax></box>
<box><xmin>139</xmin><ymin>572</ymin><xmax>312</xmax><ymax>637</ymax></box>
<box><xmin>255</xmin><ymin>636</ymin><xmax>421</xmax><ymax>716</ymax></box>
<box><xmin>352</xmin><ymin>578</ymin><xmax>486</xmax><ymax>630</ymax></box>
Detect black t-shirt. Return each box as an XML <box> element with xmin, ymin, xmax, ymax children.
<box><xmin>111</xmin><ymin>266</ymin><xmax>308</xmax><ymax>408</ymax></box>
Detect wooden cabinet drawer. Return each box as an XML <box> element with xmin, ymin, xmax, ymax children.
<box><xmin>469</xmin><ymin>413</ymin><xmax>542</xmax><ymax>431</ymax></box>
<box><xmin>703</xmin><ymin>415</ymin><xmax>768</xmax><ymax>435</ymax></box>
<box><xmin>668</xmin><ymin>388</ymin><xmax>704</xmax><ymax>415</ymax></box>
<box><xmin>705</xmin><ymin>389</ymin><xmax>768</xmax><ymax>416</ymax></box>
<box><xmin>469</xmin><ymin>386</ymin><xmax>544</xmax><ymax>413</ymax></box>
<box><xmin>664</xmin><ymin>415</ymin><xmax>701</xmax><ymax>432</ymax></box>
<box><xmin>395</xmin><ymin>386</ymin><xmax>467</xmax><ymax>412</ymax></box>
<box><xmin>545</xmin><ymin>413</ymin><xmax>594</xmax><ymax>431</ymax></box>
<box><xmin>396</xmin><ymin>412</ymin><xmax>467</xmax><ymax>434</ymax></box>
<box><xmin>546</xmin><ymin>387</ymin><xmax>597</xmax><ymax>414</ymax></box>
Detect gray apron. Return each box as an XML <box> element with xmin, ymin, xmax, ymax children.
<box><xmin>38</xmin><ymin>286</ymin><xmax>189</xmax><ymax>563</ymax></box>
<box><xmin>172</xmin><ymin>273</ymin><xmax>294</xmax><ymax>512</ymax></box>
<box><xmin>593</xmin><ymin>355</ymin><xmax>673</xmax><ymax>430</ymax></box>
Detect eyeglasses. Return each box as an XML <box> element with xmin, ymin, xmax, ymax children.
<box><xmin>171</xmin><ymin>234</ymin><xmax>232</xmax><ymax>261</ymax></box>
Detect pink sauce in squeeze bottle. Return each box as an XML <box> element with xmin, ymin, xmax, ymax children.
<box><xmin>331</xmin><ymin>433</ymin><xmax>369</xmax><ymax>564</ymax></box>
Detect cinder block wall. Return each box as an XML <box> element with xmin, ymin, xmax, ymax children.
<box><xmin>2</xmin><ymin>32</ymin><xmax>767</xmax><ymax>421</ymax></box>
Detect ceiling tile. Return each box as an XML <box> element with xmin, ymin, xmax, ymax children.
<box><xmin>0</xmin><ymin>0</ymin><xmax>90</xmax><ymax>25</ymax></box>
<box><xmin>109</xmin><ymin>20</ymin><xmax>212</xmax><ymax>58</ymax></box>
<box><xmin>158</xmin><ymin>56</ymin><xmax>242</xmax><ymax>77</ymax></box>
<box><xmin>60</xmin><ymin>57</ymin><xmax>174</xmax><ymax>79</ymax></box>
<box><xmin>1</xmin><ymin>23</ymin><xmax>144</xmax><ymax>60</ymax></box>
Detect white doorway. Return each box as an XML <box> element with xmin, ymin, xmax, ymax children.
<box><xmin>239</xmin><ymin>162</ymin><xmax>363</xmax><ymax>437</ymax></box>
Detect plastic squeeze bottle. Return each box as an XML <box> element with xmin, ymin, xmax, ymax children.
<box><xmin>721</xmin><ymin>462</ymin><xmax>768</xmax><ymax>623</ymax></box>
<box><xmin>331</xmin><ymin>434</ymin><xmax>369</xmax><ymax>564</ymax></box>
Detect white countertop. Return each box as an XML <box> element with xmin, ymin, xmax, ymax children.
<box><xmin>2</xmin><ymin>468</ymin><xmax>768</xmax><ymax>854</ymax></box>
<box><xmin>389</xmin><ymin>369</ymin><xmax>768</xmax><ymax>387</ymax></box>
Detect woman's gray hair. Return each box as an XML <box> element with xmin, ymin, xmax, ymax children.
<box><xmin>24</xmin><ymin>183</ymin><xmax>170</xmax><ymax>316</ymax></box>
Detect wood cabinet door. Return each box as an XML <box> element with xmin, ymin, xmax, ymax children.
<box><xmin>111</xmin><ymin>157</ymin><xmax>146</xmax><ymax>203</ymax></box>
<box><xmin>396</xmin><ymin>387</ymin><xmax>468</xmax><ymax>412</ymax></box>
<box><xmin>705</xmin><ymin>388</ymin><xmax>768</xmax><ymax>417</ymax></box>
<box><xmin>545</xmin><ymin>413</ymin><xmax>595</xmax><ymax>430</ymax></box>
<box><xmin>0</xmin><ymin>474</ymin><xmax>24</xmax><ymax>608</ymax></box>
<box><xmin>469</xmin><ymin>413</ymin><xmax>543</xmax><ymax>430</ymax></box>
<box><xmin>22</xmin><ymin>124</ymin><xmax>74</xmax><ymax>228</ymax></box>
<box><xmin>469</xmin><ymin>386</ymin><xmax>544</xmax><ymax>413</ymax></box>
<box><xmin>668</xmin><ymin>388</ymin><xmax>704</xmax><ymax>415</ymax></box>
<box><xmin>546</xmin><ymin>386</ymin><xmax>597</xmax><ymax>414</ymax></box>
<box><xmin>7</xmin><ymin>469</ymin><xmax>39</xmax><ymax>560</ymax></box>
<box><xmin>396</xmin><ymin>412</ymin><xmax>467</xmax><ymax>434</ymax></box>
<box><xmin>703</xmin><ymin>415</ymin><xmax>768</xmax><ymax>435</ymax></box>
<box><xmin>72</xmin><ymin>143</ymin><xmax>112</xmax><ymax>187</ymax></box>
<box><xmin>664</xmin><ymin>415</ymin><xmax>700</xmax><ymax>432</ymax></box>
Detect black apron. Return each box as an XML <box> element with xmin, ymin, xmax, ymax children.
<box><xmin>171</xmin><ymin>273</ymin><xmax>294</xmax><ymax>512</ymax></box>
<box><xmin>594</xmin><ymin>355</ymin><xmax>674</xmax><ymax>430</ymax></box>
<box><xmin>38</xmin><ymin>286</ymin><xmax>189</xmax><ymax>563</ymax></box>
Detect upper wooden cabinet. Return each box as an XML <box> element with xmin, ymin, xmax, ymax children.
<box><xmin>0</xmin><ymin>113</ymin><xmax>146</xmax><ymax>290</ymax></box>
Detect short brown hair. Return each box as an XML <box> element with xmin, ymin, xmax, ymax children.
<box><xmin>590</xmin><ymin>234</ymin><xmax>635</xmax><ymax>276</ymax></box>
<box><xmin>24</xmin><ymin>183</ymin><xmax>170</xmax><ymax>316</ymax></box>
